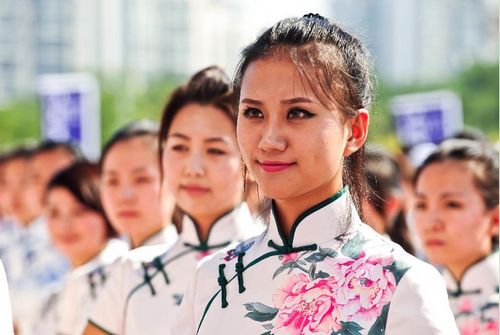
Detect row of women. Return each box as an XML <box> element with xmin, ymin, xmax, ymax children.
<box><xmin>0</xmin><ymin>14</ymin><xmax>497</xmax><ymax>335</ymax></box>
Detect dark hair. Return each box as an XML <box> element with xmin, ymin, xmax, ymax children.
<box><xmin>100</xmin><ymin>119</ymin><xmax>160</xmax><ymax>168</ymax></box>
<box><xmin>158</xmin><ymin>66</ymin><xmax>235</xmax><ymax>162</ymax></box>
<box><xmin>4</xmin><ymin>142</ymin><xmax>38</xmax><ymax>162</ymax></box>
<box><xmin>47</xmin><ymin>161</ymin><xmax>117</xmax><ymax>238</ymax></box>
<box><xmin>414</xmin><ymin>139</ymin><xmax>499</xmax><ymax>247</ymax></box>
<box><xmin>233</xmin><ymin>14</ymin><xmax>373</xmax><ymax>212</ymax></box>
<box><xmin>365</xmin><ymin>147</ymin><xmax>415</xmax><ymax>254</ymax></box>
<box><xmin>34</xmin><ymin>140</ymin><xmax>84</xmax><ymax>161</ymax></box>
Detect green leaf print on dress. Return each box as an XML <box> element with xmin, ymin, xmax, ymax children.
<box><xmin>244</xmin><ymin>233</ymin><xmax>410</xmax><ymax>335</ymax></box>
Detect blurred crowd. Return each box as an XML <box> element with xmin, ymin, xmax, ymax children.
<box><xmin>0</xmin><ymin>16</ymin><xmax>498</xmax><ymax>335</ymax></box>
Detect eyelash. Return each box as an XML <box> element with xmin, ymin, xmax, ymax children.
<box><xmin>241</xmin><ymin>107</ymin><xmax>315</xmax><ymax>120</ymax></box>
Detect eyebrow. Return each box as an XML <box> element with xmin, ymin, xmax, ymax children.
<box><xmin>415</xmin><ymin>191</ymin><xmax>466</xmax><ymax>198</ymax></box>
<box><xmin>240</xmin><ymin>97</ymin><xmax>314</xmax><ymax>105</ymax></box>
<box><xmin>103</xmin><ymin>166</ymin><xmax>151</xmax><ymax>176</ymax></box>
<box><xmin>169</xmin><ymin>133</ymin><xmax>229</xmax><ymax>144</ymax></box>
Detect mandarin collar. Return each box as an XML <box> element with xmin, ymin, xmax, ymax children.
<box><xmin>140</xmin><ymin>224</ymin><xmax>178</xmax><ymax>247</ymax></box>
<box><xmin>181</xmin><ymin>203</ymin><xmax>253</xmax><ymax>246</ymax></box>
<box><xmin>443</xmin><ymin>250</ymin><xmax>499</xmax><ymax>294</ymax></box>
<box><xmin>266</xmin><ymin>186</ymin><xmax>359</xmax><ymax>248</ymax></box>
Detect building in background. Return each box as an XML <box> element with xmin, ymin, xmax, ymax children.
<box><xmin>330</xmin><ymin>0</ymin><xmax>499</xmax><ymax>84</ymax></box>
<box><xmin>0</xmin><ymin>0</ymin><xmax>497</xmax><ymax>103</ymax></box>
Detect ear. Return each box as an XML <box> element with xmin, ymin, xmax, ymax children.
<box><xmin>343</xmin><ymin>109</ymin><xmax>369</xmax><ymax>157</ymax></box>
<box><xmin>488</xmin><ymin>205</ymin><xmax>499</xmax><ymax>237</ymax></box>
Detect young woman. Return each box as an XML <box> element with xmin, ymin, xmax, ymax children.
<box><xmin>413</xmin><ymin>139</ymin><xmax>499</xmax><ymax>334</ymax></box>
<box><xmin>362</xmin><ymin>147</ymin><xmax>415</xmax><ymax>254</ymax></box>
<box><xmin>173</xmin><ymin>14</ymin><xmax>459</xmax><ymax>335</ymax></box>
<box><xmin>83</xmin><ymin>66</ymin><xmax>264</xmax><ymax>335</ymax></box>
<box><xmin>35</xmin><ymin>161</ymin><xmax>127</xmax><ymax>335</ymax></box>
<box><xmin>99</xmin><ymin>120</ymin><xmax>177</xmax><ymax>248</ymax></box>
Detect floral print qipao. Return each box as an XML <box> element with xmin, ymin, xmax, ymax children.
<box><xmin>173</xmin><ymin>188</ymin><xmax>459</xmax><ymax>335</ymax></box>
<box><xmin>443</xmin><ymin>251</ymin><xmax>499</xmax><ymax>335</ymax></box>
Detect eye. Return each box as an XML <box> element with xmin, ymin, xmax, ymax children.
<box><xmin>135</xmin><ymin>176</ymin><xmax>153</xmax><ymax>184</ymax></box>
<box><xmin>287</xmin><ymin>108</ymin><xmax>315</xmax><ymax>120</ymax></box>
<box><xmin>414</xmin><ymin>201</ymin><xmax>427</xmax><ymax>210</ymax></box>
<box><xmin>73</xmin><ymin>206</ymin><xmax>89</xmax><ymax>217</ymax></box>
<box><xmin>47</xmin><ymin>208</ymin><xmax>59</xmax><ymax>219</ymax></box>
<box><xmin>171</xmin><ymin>144</ymin><xmax>189</xmax><ymax>152</ymax></box>
<box><xmin>242</xmin><ymin>108</ymin><xmax>263</xmax><ymax>119</ymax></box>
<box><xmin>445</xmin><ymin>201</ymin><xmax>462</xmax><ymax>209</ymax></box>
<box><xmin>104</xmin><ymin>178</ymin><xmax>119</xmax><ymax>187</ymax></box>
<box><xmin>207</xmin><ymin>148</ymin><xmax>226</xmax><ymax>156</ymax></box>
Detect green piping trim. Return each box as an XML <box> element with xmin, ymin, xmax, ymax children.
<box><xmin>272</xmin><ymin>186</ymin><xmax>348</xmax><ymax>247</ymax></box>
<box><xmin>185</xmin><ymin>203</ymin><xmax>243</xmax><ymax>245</ymax></box>
<box><xmin>196</xmin><ymin>250</ymin><xmax>283</xmax><ymax>334</ymax></box>
<box><xmin>197</xmin><ymin>187</ymin><xmax>349</xmax><ymax>333</ymax></box>
<box><xmin>88</xmin><ymin>319</ymin><xmax>117</xmax><ymax>335</ymax></box>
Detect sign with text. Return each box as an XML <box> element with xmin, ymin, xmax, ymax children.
<box><xmin>390</xmin><ymin>90</ymin><xmax>463</xmax><ymax>148</ymax></box>
<box><xmin>37</xmin><ymin>73</ymin><xmax>100</xmax><ymax>159</ymax></box>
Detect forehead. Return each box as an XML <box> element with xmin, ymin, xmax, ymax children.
<box><xmin>417</xmin><ymin>161</ymin><xmax>478</xmax><ymax>193</ymax></box>
<box><xmin>240</xmin><ymin>57</ymin><xmax>319</xmax><ymax>102</ymax></box>
<box><xmin>103</xmin><ymin>137</ymin><xmax>158</xmax><ymax>170</ymax></box>
<box><xmin>169</xmin><ymin>103</ymin><xmax>236</xmax><ymax>140</ymax></box>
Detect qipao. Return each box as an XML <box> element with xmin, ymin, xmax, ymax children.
<box><xmin>174</xmin><ymin>188</ymin><xmax>459</xmax><ymax>335</ymax></box>
<box><xmin>88</xmin><ymin>204</ymin><xmax>264</xmax><ymax>335</ymax></box>
<box><xmin>443</xmin><ymin>251</ymin><xmax>499</xmax><ymax>335</ymax></box>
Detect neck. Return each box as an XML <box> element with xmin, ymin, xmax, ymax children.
<box><xmin>70</xmin><ymin>244</ymin><xmax>106</xmax><ymax>268</ymax></box>
<box><xmin>190</xmin><ymin>205</ymin><xmax>238</xmax><ymax>243</ymax></box>
<box><xmin>447</xmin><ymin>249</ymin><xmax>492</xmax><ymax>281</ymax></box>
<box><xmin>274</xmin><ymin>180</ymin><xmax>344</xmax><ymax>239</ymax></box>
<box><xmin>131</xmin><ymin>223</ymin><xmax>166</xmax><ymax>248</ymax></box>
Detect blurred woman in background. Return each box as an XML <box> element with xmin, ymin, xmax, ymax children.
<box><xmin>35</xmin><ymin>161</ymin><xmax>126</xmax><ymax>335</ymax></box>
<box><xmin>413</xmin><ymin>139</ymin><xmax>499</xmax><ymax>334</ymax></box>
<box><xmin>363</xmin><ymin>147</ymin><xmax>415</xmax><ymax>254</ymax></box>
<box><xmin>99</xmin><ymin>120</ymin><xmax>177</xmax><ymax>248</ymax></box>
<box><xmin>84</xmin><ymin>66</ymin><xmax>263</xmax><ymax>335</ymax></box>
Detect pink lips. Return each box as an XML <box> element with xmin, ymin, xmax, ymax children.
<box><xmin>181</xmin><ymin>185</ymin><xmax>210</xmax><ymax>197</ymax></box>
<box><xmin>259</xmin><ymin>161</ymin><xmax>295</xmax><ymax>173</ymax></box>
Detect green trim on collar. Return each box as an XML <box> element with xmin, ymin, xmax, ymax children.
<box><xmin>184</xmin><ymin>203</ymin><xmax>243</xmax><ymax>245</ymax></box>
<box><xmin>271</xmin><ymin>186</ymin><xmax>348</xmax><ymax>247</ymax></box>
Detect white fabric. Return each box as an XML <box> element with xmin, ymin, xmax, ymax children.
<box><xmin>33</xmin><ymin>239</ymin><xmax>128</xmax><ymax>335</ymax></box>
<box><xmin>0</xmin><ymin>260</ymin><xmax>14</xmax><ymax>335</ymax></box>
<box><xmin>4</xmin><ymin>216</ymin><xmax>70</xmax><ymax>335</ymax></box>
<box><xmin>173</xmin><ymin>189</ymin><xmax>459</xmax><ymax>335</ymax></box>
<box><xmin>88</xmin><ymin>204</ymin><xmax>264</xmax><ymax>335</ymax></box>
<box><xmin>442</xmin><ymin>251</ymin><xmax>499</xmax><ymax>334</ymax></box>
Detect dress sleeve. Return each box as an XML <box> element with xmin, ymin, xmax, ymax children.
<box><xmin>386</xmin><ymin>261</ymin><xmax>459</xmax><ymax>334</ymax></box>
<box><xmin>170</xmin><ymin>270</ymin><xmax>198</xmax><ymax>335</ymax></box>
<box><xmin>0</xmin><ymin>260</ymin><xmax>14</xmax><ymax>335</ymax></box>
<box><xmin>87</xmin><ymin>258</ymin><xmax>127</xmax><ymax>335</ymax></box>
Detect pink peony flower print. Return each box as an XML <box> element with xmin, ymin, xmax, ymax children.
<box><xmin>272</xmin><ymin>273</ymin><xmax>342</xmax><ymax>335</ymax></box>
<box><xmin>281</xmin><ymin>252</ymin><xmax>300</xmax><ymax>265</ymax></box>
<box><xmin>325</xmin><ymin>251</ymin><xmax>396</xmax><ymax>328</ymax></box>
<box><xmin>459</xmin><ymin>318</ymin><xmax>480</xmax><ymax>335</ymax></box>
<box><xmin>458</xmin><ymin>298</ymin><xmax>474</xmax><ymax>313</ymax></box>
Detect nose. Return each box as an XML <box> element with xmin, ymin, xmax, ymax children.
<box><xmin>258</xmin><ymin>121</ymin><xmax>286</xmax><ymax>153</ymax></box>
<box><xmin>120</xmin><ymin>185</ymin><xmax>135</xmax><ymax>200</ymax></box>
<box><xmin>185</xmin><ymin>153</ymin><xmax>204</xmax><ymax>177</ymax></box>
<box><xmin>421</xmin><ymin>208</ymin><xmax>445</xmax><ymax>232</ymax></box>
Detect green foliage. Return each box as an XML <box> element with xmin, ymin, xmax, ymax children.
<box><xmin>0</xmin><ymin>98</ymin><xmax>40</xmax><ymax>151</ymax></box>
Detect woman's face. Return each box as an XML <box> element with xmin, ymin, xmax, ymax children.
<box><xmin>162</xmin><ymin>103</ymin><xmax>243</xmax><ymax>223</ymax></box>
<box><xmin>414</xmin><ymin>160</ymin><xmax>498</xmax><ymax>269</ymax></box>
<box><xmin>237</xmin><ymin>57</ymin><xmax>367</xmax><ymax>203</ymax></box>
<box><xmin>101</xmin><ymin>136</ymin><xmax>163</xmax><ymax>244</ymax></box>
<box><xmin>46</xmin><ymin>187</ymin><xmax>107</xmax><ymax>266</ymax></box>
